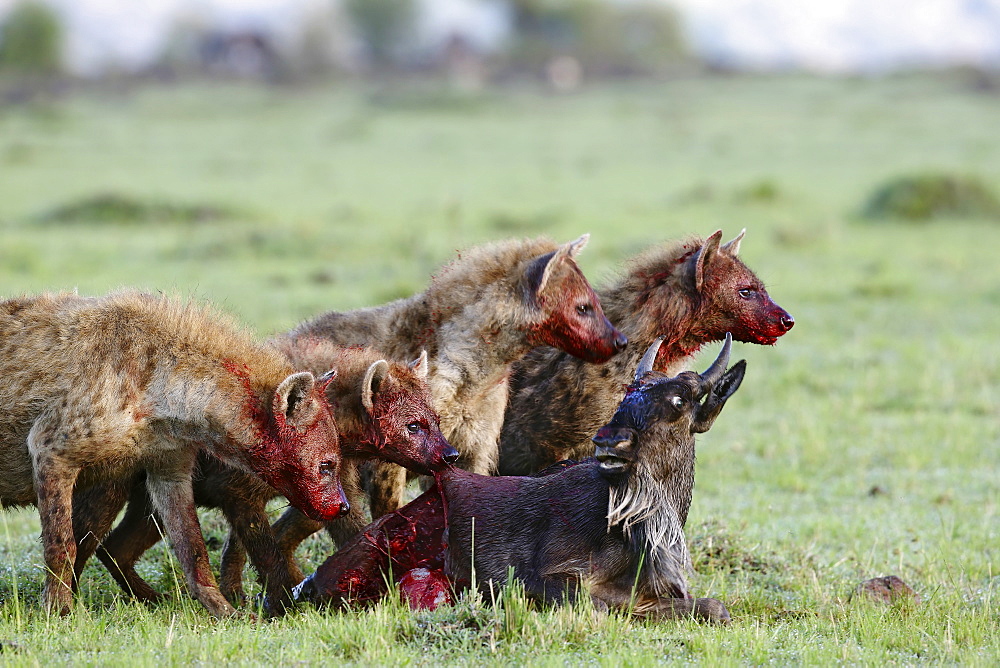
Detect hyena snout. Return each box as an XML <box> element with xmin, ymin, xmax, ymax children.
<box><xmin>442</xmin><ymin>445</ymin><xmax>460</xmax><ymax>465</ymax></box>
<box><xmin>611</xmin><ymin>329</ymin><xmax>628</xmax><ymax>352</ymax></box>
<box><xmin>778</xmin><ymin>311</ymin><xmax>795</xmax><ymax>332</ymax></box>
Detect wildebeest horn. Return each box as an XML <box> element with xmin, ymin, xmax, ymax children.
<box><xmin>699</xmin><ymin>333</ymin><xmax>732</xmax><ymax>388</ymax></box>
<box><xmin>634</xmin><ymin>336</ymin><xmax>665</xmax><ymax>382</ymax></box>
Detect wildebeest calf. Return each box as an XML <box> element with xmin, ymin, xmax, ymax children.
<box><xmin>0</xmin><ymin>291</ymin><xmax>347</xmax><ymax>617</ymax></box>
<box><xmin>296</xmin><ymin>335</ymin><xmax>745</xmax><ymax>623</ymax></box>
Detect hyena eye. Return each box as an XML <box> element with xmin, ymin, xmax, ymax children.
<box><xmin>576</xmin><ymin>304</ymin><xmax>593</xmax><ymax>316</ymax></box>
<box><xmin>319</xmin><ymin>461</ymin><xmax>336</xmax><ymax>476</ymax></box>
<box><xmin>406</xmin><ymin>422</ymin><xmax>424</xmax><ymax>434</ymax></box>
<box><xmin>738</xmin><ymin>288</ymin><xmax>755</xmax><ymax>299</ymax></box>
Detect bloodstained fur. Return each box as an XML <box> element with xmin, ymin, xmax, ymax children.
<box><xmin>0</xmin><ymin>291</ymin><xmax>345</xmax><ymax>618</ymax></box>
<box><xmin>498</xmin><ymin>230</ymin><xmax>793</xmax><ymax>475</ymax></box>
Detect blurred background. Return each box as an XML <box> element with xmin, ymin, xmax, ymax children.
<box><xmin>0</xmin><ymin>2</ymin><xmax>997</xmax><ymax>646</ymax></box>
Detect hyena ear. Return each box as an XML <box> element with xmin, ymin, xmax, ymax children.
<box><xmin>275</xmin><ymin>372</ymin><xmax>321</xmax><ymax>427</ymax></box>
<box><xmin>362</xmin><ymin>359</ymin><xmax>390</xmax><ymax>414</ymax></box>
<box><xmin>721</xmin><ymin>228</ymin><xmax>745</xmax><ymax>256</ymax></box>
<box><xmin>527</xmin><ymin>234</ymin><xmax>589</xmax><ymax>300</ymax></box>
<box><xmin>408</xmin><ymin>350</ymin><xmax>429</xmax><ymax>380</ymax></box>
<box><xmin>693</xmin><ymin>230</ymin><xmax>724</xmax><ymax>293</ymax></box>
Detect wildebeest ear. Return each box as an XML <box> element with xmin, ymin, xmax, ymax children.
<box><xmin>692</xmin><ymin>360</ymin><xmax>746</xmax><ymax>434</ymax></box>
<box><xmin>275</xmin><ymin>371</ymin><xmax>320</xmax><ymax>427</ymax></box>
<box><xmin>362</xmin><ymin>359</ymin><xmax>390</xmax><ymax>414</ymax></box>
<box><xmin>693</xmin><ymin>230</ymin><xmax>723</xmax><ymax>293</ymax></box>
<box><xmin>528</xmin><ymin>234</ymin><xmax>589</xmax><ymax>299</ymax></box>
<box><xmin>721</xmin><ymin>228</ymin><xmax>745</xmax><ymax>256</ymax></box>
<box><xmin>409</xmin><ymin>350</ymin><xmax>429</xmax><ymax>381</ymax></box>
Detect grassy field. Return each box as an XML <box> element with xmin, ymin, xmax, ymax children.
<box><xmin>0</xmin><ymin>72</ymin><xmax>998</xmax><ymax>665</ymax></box>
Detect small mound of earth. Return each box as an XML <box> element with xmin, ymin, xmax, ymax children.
<box><xmin>852</xmin><ymin>575</ymin><xmax>921</xmax><ymax>605</ymax></box>
<box><xmin>861</xmin><ymin>174</ymin><xmax>1000</xmax><ymax>221</ymax></box>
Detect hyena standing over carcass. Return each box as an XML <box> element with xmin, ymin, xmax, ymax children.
<box><xmin>270</xmin><ymin>235</ymin><xmax>626</xmax><ymax>555</ymax></box>
<box><xmin>76</xmin><ymin>342</ymin><xmax>454</xmax><ymax>613</ymax></box>
<box><xmin>499</xmin><ymin>229</ymin><xmax>793</xmax><ymax>474</ymax></box>
<box><xmin>0</xmin><ymin>291</ymin><xmax>347</xmax><ymax>617</ymax></box>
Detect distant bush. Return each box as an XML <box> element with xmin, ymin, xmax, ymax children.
<box><xmin>0</xmin><ymin>2</ymin><xmax>62</xmax><ymax>75</ymax></box>
<box><xmin>345</xmin><ymin>0</ymin><xmax>417</xmax><ymax>69</ymax></box>
<box><xmin>862</xmin><ymin>173</ymin><xmax>1000</xmax><ymax>221</ymax></box>
<box><xmin>35</xmin><ymin>193</ymin><xmax>243</xmax><ymax>225</ymax></box>
<box><xmin>505</xmin><ymin>0</ymin><xmax>689</xmax><ymax>80</ymax></box>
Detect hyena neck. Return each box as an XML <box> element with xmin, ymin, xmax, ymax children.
<box><xmin>599</xmin><ymin>270</ymin><xmax>706</xmax><ymax>376</ymax></box>
<box><xmin>209</xmin><ymin>360</ymin><xmax>288</xmax><ymax>472</ymax></box>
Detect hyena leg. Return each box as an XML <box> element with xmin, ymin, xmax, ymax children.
<box><xmin>71</xmin><ymin>478</ymin><xmax>133</xmax><ymax>592</ymax></box>
<box><xmin>220</xmin><ymin>500</ymin><xmax>295</xmax><ymax>616</ymax></box>
<box><xmin>94</xmin><ymin>482</ymin><xmax>166</xmax><ymax>603</ymax></box>
<box><xmin>144</xmin><ymin>453</ymin><xmax>236</xmax><ymax>618</ymax></box>
<box><xmin>28</xmin><ymin>420</ymin><xmax>81</xmax><ymax>616</ymax></box>
<box><xmin>367</xmin><ymin>461</ymin><xmax>408</xmax><ymax>520</ymax></box>
<box><xmin>218</xmin><ymin>530</ymin><xmax>248</xmax><ymax>605</ymax></box>
<box><xmin>267</xmin><ymin>508</ymin><xmax>320</xmax><ymax>585</ymax></box>
<box><xmin>323</xmin><ymin>460</ymin><xmax>368</xmax><ymax>548</ymax></box>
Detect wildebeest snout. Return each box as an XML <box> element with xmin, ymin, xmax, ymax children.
<box><xmin>592</xmin><ymin>426</ymin><xmax>636</xmax><ymax>471</ymax></box>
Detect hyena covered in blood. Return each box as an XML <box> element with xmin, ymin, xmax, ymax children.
<box><xmin>0</xmin><ymin>291</ymin><xmax>347</xmax><ymax>617</ymax></box>
<box><xmin>498</xmin><ymin>229</ymin><xmax>793</xmax><ymax>475</ymax></box>
<box><xmin>73</xmin><ymin>341</ymin><xmax>452</xmax><ymax>614</ymax></box>
<box><xmin>271</xmin><ymin>234</ymin><xmax>626</xmax><ymax>556</ymax></box>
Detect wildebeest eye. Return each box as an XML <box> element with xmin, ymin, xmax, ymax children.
<box><xmin>319</xmin><ymin>461</ymin><xmax>336</xmax><ymax>476</ymax></box>
<box><xmin>670</xmin><ymin>395</ymin><xmax>685</xmax><ymax>408</ymax></box>
<box><xmin>576</xmin><ymin>303</ymin><xmax>593</xmax><ymax>316</ymax></box>
<box><xmin>738</xmin><ymin>287</ymin><xmax>755</xmax><ymax>299</ymax></box>
<box><xmin>406</xmin><ymin>421</ymin><xmax>423</xmax><ymax>434</ymax></box>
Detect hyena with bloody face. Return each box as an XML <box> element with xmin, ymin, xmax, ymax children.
<box><xmin>73</xmin><ymin>341</ymin><xmax>452</xmax><ymax>614</ymax></box>
<box><xmin>498</xmin><ymin>229</ymin><xmax>793</xmax><ymax>475</ymax></box>
<box><xmin>275</xmin><ymin>235</ymin><xmax>625</xmax><ymax>534</ymax></box>
<box><xmin>0</xmin><ymin>291</ymin><xmax>347</xmax><ymax>618</ymax></box>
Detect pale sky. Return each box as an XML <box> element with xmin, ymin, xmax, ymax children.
<box><xmin>2</xmin><ymin>0</ymin><xmax>998</xmax><ymax>75</ymax></box>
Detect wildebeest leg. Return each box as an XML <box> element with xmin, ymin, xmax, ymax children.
<box><xmin>71</xmin><ymin>479</ymin><xmax>133</xmax><ymax>592</ymax></box>
<box><xmin>220</xmin><ymin>500</ymin><xmax>295</xmax><ymax>616</ymax></box>
<box><xmin>93</xmin><ymin>481</ymin><xmax>166</xmax><ymax>603</ymax></box>
<box><xmin>642</xmin><ymin>597</ymin><xmax>731</xmax><ymax>624</ymax></box>
<box><xmin>600</xmin><ymin>590</ymin><xmax>731</xmax><ymax>624</ymax></box>
<box><xmin>145</xmin><ymin>452</ymin><xmax>237</xmax><ymax>618</ymax></box>
<box><xmin>368</xmin><ymin>461</ymin><xmax>407</xmax><ymax>519</ymax></box>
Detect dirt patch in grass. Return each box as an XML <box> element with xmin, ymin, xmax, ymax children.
<box><xmin>861</xmin><ymin>173</ymin><xmax>1000</xmax><ymax>221</ymax></box>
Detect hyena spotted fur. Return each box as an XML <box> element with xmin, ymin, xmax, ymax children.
<box><xmin>275</xmin><ymin>235</ymin><xmax>625</xmax><ymax>534</ymax></box>
<box><xmin>72</xmin><ymin>341</ymin><xmax>451</xmax><ymax>614</ymax></box>
<box><xmin>0</xmin><ymin>291</ymin><xmax>346</xmax><ymax>618</ymax></box>
<box><xmin>498</xmin><ymin>230</ymin><xmax>794</xmax><ymax>475</ymax></box>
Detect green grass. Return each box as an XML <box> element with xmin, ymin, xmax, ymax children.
<box><xmin>0</xmin><ymin>73</ymin><xmax>998</xmax><ymax>664</ymax></box>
